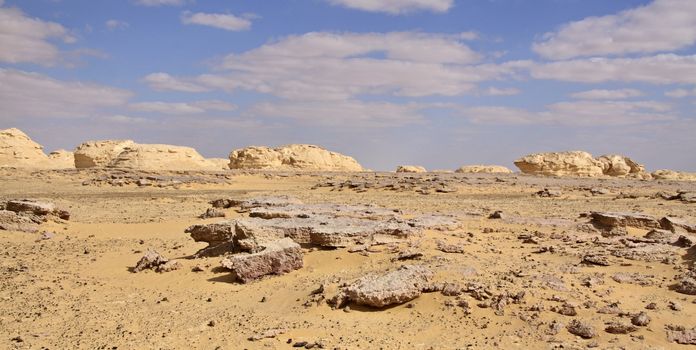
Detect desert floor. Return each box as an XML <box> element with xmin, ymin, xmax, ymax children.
<box><xmin>1</xmin><ymin>168</ymin><xmax>695</xmax><ymax>350</ymax></box>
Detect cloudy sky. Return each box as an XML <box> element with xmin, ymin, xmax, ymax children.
<box><xmin>1</xmin><ymin>0</ymin><xmax>695</xmax><ymax>171</ymax></box>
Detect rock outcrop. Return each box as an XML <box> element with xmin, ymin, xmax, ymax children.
<box><xmin>330</xmin><ymin>265</ymin><xmax>433</xmax><ymax>308</ymax></box>
<box><xmin>455</xmin><ymin>165</ymin><xmax>512</xmax><ymax>174</ymax></box>
<box><xmin>396</xmin><ymin>165</ymin><xmax>427</xmax><ymax>173</ymax></box>
<box><xmin>47</xmin><ymin>150</ymin><xmax>74</xmax><ymax>169</ymax></box>
<box><xmin>74</xmin><ymin>140</ymin><xmax>135</xmax><ymax>168</ymax></box>
<box><xmin>74</xmin><ymin>140</ymin><xmax>220</xmax><ymax>171</ymax></box>
<box><xmin>229</xmin><ymin>144</ymin><xmax>363</xmax><ymax>171</ymax></box>
<box><xmin>208</xmin><ymin>158</ymin><xmax>230</xmax><ymax>171</ymax></box>
<box><xmin>0</xmin><ymin>128</ymin><xmax>50</xmax><ymax>168</ymax></box>
<box><xmin>515</xmin><ymin>151</ymin><xmax>651</xmax><ymax>178</ymax></box>
<box><xmin>652</xmin><ymin>170</ymin><xmax>696</xmax><ymax>181</ymax></box>
<box><xmin>514</xmin><ymin>151</ymin><xmax>604</xmax><ymax>177</ymax></box>
<box><xmin>220</xmin><ymin>238</ymin><xmax>303</xmax><ymax>283</ymax></box>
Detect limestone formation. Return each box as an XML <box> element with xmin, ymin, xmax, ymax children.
<box><xmin>208</xmin><ymin>158</ymin><xmax>230</xmax><ymax>171</ymax></box>
<box><xmin>597</xmin><ymin>154</ymin><xmax>650</xmax><ymax>179</ymax></box>
<box><xmin>396</xmin><ymin>165</ymin><xmax>427</xmax><ymax>173</ymax></box>
<box><xmin>108</xmin><ymin>144</ymin><xmax>221</xmax><ymax>171</ymax></box>
<box><xmin>514</xmin><ymin>151</ymin><xmax>604</xmax><ymax>177</ymax></box>
<box><xmin>229</xmin><ymin>144</ymin><xmax>363</xmax><ymax>171</ymax></box>
<box><xmin>47</xmin><ymin>150</ymin><xmax>75</xmax><ymax>169</ymax></box>
<box><xmin>0</xmin><ymin>128</ymin><xmax>50</xmax><ymax>168</ymax></box>
<box><xmin>74</xmin><ymin>140</ymin><xmax>135</xmax><ymax>168</ymax></box>
<box><xmin>455</xmin><ymin>165</ymin><xmax>512</xmax><ymax>174</ymax></box>
<box><xmin>652</xmin><ymin>169</ymin><xmax>696</xmax><ymax>181</ymax></box>
<box><xmin>220</xmin><ymin>238</ymin><xmax>303</xmax><ymax>283</ymax></box>
<box><xmin>331</xmin><ymin>265</ymin><xmax>433</xmax><ymax>308</ymax></box>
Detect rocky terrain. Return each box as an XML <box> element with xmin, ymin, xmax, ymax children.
<box><xmin>1</xmin><ymin>165</ymin><xmax>696</xmax><ymax>349</ymax></box>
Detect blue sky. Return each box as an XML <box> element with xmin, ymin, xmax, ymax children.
<box><xmin>1</xmin><ymin>0</ymin><xmax>695</xmax><ymax>171</ymax></box>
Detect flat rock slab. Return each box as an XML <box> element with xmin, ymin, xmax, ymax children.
<box><xmin>334</xmin><ymin>265</ymin><xmax>433</xmax><ymax>308</ymax></box>
<box><xmin>0</xmin><ymin>210</ymin><xmax>40</xmax><ymax>232</ymax></box>
<box><xmin>220</xmin><ymin>238</ymin><xmax>303</xmax><ymax>283</ymax></box>
<box><xmin>660</xmin><ymin>217</ymin><xmax>696</xmax><ymax>233</ymax></box>
<box><xmin>6</xmin><ymin>200</ymin><xmax>55</xmax><ymax>215</ymax></box>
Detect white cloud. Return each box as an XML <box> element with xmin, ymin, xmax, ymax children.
<box><xmin>327</xmin><ymin>0</ymin><xmax>454</xmax><ymax>14</ymax></box>
<box><xmin>105</xmin><ymin>19</ymin><xmax>129</xmax><ymax>31</ymax></box>
<box><xmin>142</xmin><ymin>72</ymin><xmax>209</xmax><ymax>92</ymax></box>
<box><xmin>665</xmin><ymin>88</ymin><xmax>696</xmax><ymax>98</ymax></box>
<box><xmin>181</xmin><ymin>11</ymin><xmax>252</xmax><ymax>31</ymax></box>
<box><xmin>145</xmin><ymin>32</ymin><xmax>526</xmax><ymax>101</ymax></box>
<box><xmin>0</xmin><ymin>68</ymin><xmax>132</xmax><ymax>119</ymax></box>
<box><xmin>483</xmin><ymin>87</ymin><xmax>520</xmax><ymax>96</ymax></box>
<box><xmin>531</xmin><ymin>54</ymin><xmax>696</xmax><ymax>84</ymax></box>
<box><xmin>129</xmin><ymin>100</ymin><xmax>237</xmax><ymax>114</ymax></box>
<box><xmin>533</xmin><ymin>0</ymin><xmax>696</xmax><ymax>60</ymax></box>
<box><xmin>459</xmin><ymin>100</ymin><xmax>675</xmax><ymax>126</ymax></box>
<box><xmin>249</xmin><ymin>100</ymin><xmax>427</xmax><ymax>127</ymax></box>
<box><xmin>135</xmin><ymin>0</ymin><xmax>186</xmax><ymax>6</ymax></box>
<box><xmin>0</xmin><ymin>5</ymin><xmax>75</xmax><ymax>65</ymax></box>
<box><xmin>570</xmin><ymin>89</ymin><xmax>643</xmax><ymax>100</ymax></box>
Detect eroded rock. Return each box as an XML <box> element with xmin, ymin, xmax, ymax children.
<box><xmin>330</xmin><ymin>265</ymin><xmax>433</xmax><ymax>308</ymax></box>
<box><xmin>229</xmin><ymin>144</ymin><xmax>363</xmax><ymax>171</ymax></box>
<box><xmin>220</xmin><ymin>238</ymin><xmax>303</xmax><ymax>283</ymax></box>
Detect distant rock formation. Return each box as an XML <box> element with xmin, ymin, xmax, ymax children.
<box><xmin>108</xmin><ymin>144</ymin><xmax>221</xmax><ymax>171</ymax></box>
<box><xmin>229</xmin><ymin>144</ymin><xmax>363</xmax><ymax>171</ymax></box>
<box><xmin>47</xmin><ymin>150</ymin><xmax>74</xmax><ymax>169</ymax></box>
<box><xmin>74</xmin><ymin>140</ymin><xmax>135</xmax><ymax>168</ymax></box>
<box><xmin>515</xmin><ymin>151</ymin><xmax>651</xmax><ymax>178</ymax></box>
<box><xmin>208</xmin><ymin>158</ymin><xmax>231</xmax><ymax>171</ymax></box>
<box><xmin>652</xmin><ymin>170</ymin><xmax>696</xmax><ymax>181</ymax></box>
<box><xmin>396</xmin><ymin>165</ymin><xmax>426</xmax><ymax>173</ymax></box>
<box><xmin>455</xmin><ymin>165</ymin><xmax>512</xmax><ymax>174</ymax></box>
<box><xmin>0</xmin><ymin>128</ymin><xmax>50</xmax><ymax>168</ymax></box>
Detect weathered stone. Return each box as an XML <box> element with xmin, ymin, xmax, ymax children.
<box><xmin>0</xmin><ymin>128</ymin><xmax>51</xmax><ymax>168</ymax></box>
<box><xmin>185</xmin><ymin>222</ymin><xmax>237</xmax><ymax>257</ymax></box>
<box><xmin>631</xmin><ymin>312</ymin><xmax>651</xmax><ymax>327</ymax></box>
<box><xmin>660</xmin><ymin>217</ymin><xmax>696</xmax><ymax>233</ymax></box>
<box><xmin>47</xmin><ymin>149</ymin><xmax>74</xmax><ymax>169</ymax></box>
<box><xmin>605</xmin><ymin>322</ymin><xmax>638</xmax><ymax>334</ymax></box>
<box><xmin>74</xmin><ymin>140</ymin><xmax>136</xmax><ymax>168</ymax></box>
<box><xmin>455</xmin><ymin>165</ymin><xmax>512</xmax><ymax>174</ymax></box>
<box><xmin>396</xmin><ymin>165</ymin><xmax>427</xmax><ymax>173</ymax></box>
<box><xmin>333</xmin><ymin>265</ymin><xmax>433</xmax><ymax>308</ymax></box>
<box><xmin>652</xmin><ymin>169</ymin><xmax>696</xmax><ymax>181</ymax></box>
<box><xmin>6</xmin><ymin>200</ymin><xmax>55</xmax><ymax>215</ymax></box>
<box><xmin>220</xmin><ymin>238</ymin><xmax>303</xmax><ymax>283</ymax></box>
<box><xmin>133</xmin><ymin>249</ymin><xmax>180</xmax><ymax>273</ymax></box>
<box><xmin>597</xmin><ymin>154</ymin><xmax>649</xmax><ymax>179</ymax></box>
<box><xmin>229</xmin><ymin>144</ymin><xmax>363</xmax><ymax>171</ymax></box>
<box><xmin>590</xmin><ymin>212</ymin><xmax>660</xmax><ymax>236</ymax></box>
<box><xmin>0</xmin><ymin>210</ymin><xmax>40</xmax><ymax>232</ymax></box>
<box><xmin>108</xmin><ymin>144</ymin><xmax>221</xmax><ymax>171</ymax></box>
<box><xmin>515</xmin><ymin>151</ymin><xmax>604</xmax><ymax>177</ymax></box>
<box><xmin>199</xmin><ymin>208</ymin><xmax>225</xmax><ymax>219</ymax></box>
<box><xmin>567</xmin><ymin>319</ymin><xmax>597</xmax><ymax>339</ymax></box>
<box><xmin>535</xmin><ymin>188</ymin><xmax>562</xmax><ymax>198</ymax></box>
<box><xmin>667</xmin><ymin>325</ymin><xmax>696</xmax><ymax>345</ymax></box>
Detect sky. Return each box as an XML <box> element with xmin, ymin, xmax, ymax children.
<box><xmin>1</xmin><ymin>0</ymin><xmax>695</xmax><ymax>171</ymax></box>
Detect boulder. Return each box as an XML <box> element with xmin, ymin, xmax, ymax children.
<box><xmin>74</xmin><ymin>140</ymin><xmax>135</xmax><ymax>168</ymax></box>
<box><xmin>514</xmin><ymin>151</ymin><xmax>604</xmax><ymax>177</ymax></box>
<box><xmin>229</xmin><ymin>144</ymin><xmax>363</xmax><ymax>171</ymax></box>
<box><xmin>597</xmin><ymin>154</ymin><xmax>650</xmax><ymax>179</ymax></box>
<box><xmin>0</xmin><ymin>210</ymin><xmax>40</xmax><ymax>232</ymax></box>
<box><xmin>107</xmin><ymin>144</ymin><xmax>221</xmax><ymax>171</ymax></box>
<box><xmin>589</xmin><ymin>212</ymin><xmax>661</xmax><ymax>236</ymax></box>
<box><xmin>47</xmin><ymin>149</ymin><xmax>74</xmax><ymax>169</ymax></box>
<box><xmin>133</xmin><ymin>249</ymin><xmax>181</xmax><ymax>273</ymax></box>
<box><xmin>455</xmin><ymin>165</ymin><xmax>512</xmax><ymax>174</ymax></box>
<box><xmin>220</xmin><ymin>238</ymin><xmax>303</xmax><ymax>283</ymax></box>
<box><xmin>652</xmin><ymin>169</ymin><xmax>696</xmax><ymax>181</ymax></box>
<box><xmin>331</xmin><ymin>265</ymin><xmax>433</xmax><ymax>308</ymax></box>
<box><xmin>396</xmin><ymin>165</ymin><xmax>427</xmax><ymax>173</ymax></box>
<box><xmin>0</xmin><ymin>128</ymin><xmax>50</xmax><ymax>168</ymax></box>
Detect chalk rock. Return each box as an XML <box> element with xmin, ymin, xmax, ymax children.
<box><xmin>133</xmin><ymin>249</ymin><xmax>181</xmax><ymax>273</ymax></box>
<box><xmin>47</xmin><ymin>150</ymin><xmax>74</xmax><ymax>169</ymax></box>
<box><xmin>229</xmin><ymin>144</ymin><xmax>363</xmax><ymax>171</ymax></box>
<box><xmin>208</xmin><ymin>158</ymin><xmax>230</xmax><ymax>170</ymax></box>
<box><xmin>0</xmin><ymin>128</ymin><xmax>50</xmax><ymax>168</ymax></box>
<box><xmin>455</xmin><ymin>165</ymin><xmax>512</xmax><ymax>174</ymax></box>
<box><xmin>514</xmin><ymin>151</ymin><xmax>604</xmax><ymax>177</ymax></box>
<box><xmin>652</xmin><ymin>169</ymin><xmax>696</xmax><ymax>181</ymax></box>
<box><xmin>74</xmin><ymin>140</ymin><xmax>135</xmax><ymax>168</ymax></box>
<box><xmin>220</xmin><ymin>238</ymin><xmax>303</xmax><ymax>283</ymax></box>
<box><xmin>108</xmin><ymin>144</ymin><xmax>220</xmax><ymax>171</ymax></box>
<box><xmin>597</xmin><ymin>154</ymin><xmax>650</xmax><ymax>179</ymax></box>
<box><xmin>396</xmin><ymin>165</ymin><xmax>427</xmax><ymax>173</ymax></box>
<box><xmin>333</xmin><ymin>265</ymin><xmax>433</xmax><ymax>308</ymax></box>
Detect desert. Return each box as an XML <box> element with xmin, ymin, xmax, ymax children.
<box><xmin>1</xmin><ymin>128</ymin><xmax>696</xmax><ymax>349</ymax></box>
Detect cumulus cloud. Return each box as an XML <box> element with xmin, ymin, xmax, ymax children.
<box><xmin>570</xmin><ymin>89</ymin><xmax>644</xmax><ymax>100</ymax></box>
<box><xmin>665</xmin><ymin>88</ymin><xmax>696</xmax><ymax>98</ymax></box>
<box><xmin>249</xmin><ymin>100</ymin><xmax>428</xmax><ymax>127</ymax></box>
<box><xmin>0</xmin><ymin>5</ymin><xmax>75</xmax><ymax>65</ymax></box>
<box><xmin>105</xmin><ymin>19</ymin><xmax>129</xmax><ymax>31</ymax></box>
<box><xmin>129</xmin><ymin>100</ymin><xmax>237</xmax><ymax>114</ymax></box>
<box><xmin>142</xmin><ymin>72</ymin><xmax>209</xmax><ymax>92</ymax></box>
<box><xmin>327</xmin><ymin>0</ymin><xmax>454</xmax><ymax>14</ymax></box>
<box><xmin>531</xmin><ymin>54</ymin><xmax>696</xmax><ymax>84</ymax></box>
<box><xmin>0</xmin><ymin>68</ymin><xmax>132</xmax><ymax>119</ymax></box>
<box><xmin>181</xmin><ymin>11</ymin><xmax>252</xmax><ymax>31</ymax></box>
<box><xmin>533</xmin><ymin>0</ymin><xmax>696</xmax><ymax>60</ymax></box>
<box><xmin>134</xmin><ymin>0</ymin><xmax>187</xmax><ymax>6</ymax></box>
<box><xmin>459</xmin><ymin>100</ymin><xmax>675</xmax><ymax>126</ymax></box>
<box><xmin>145</xmin><ymin>32</ymin><xmax>526</xmax><ymax>101</ymax></box>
